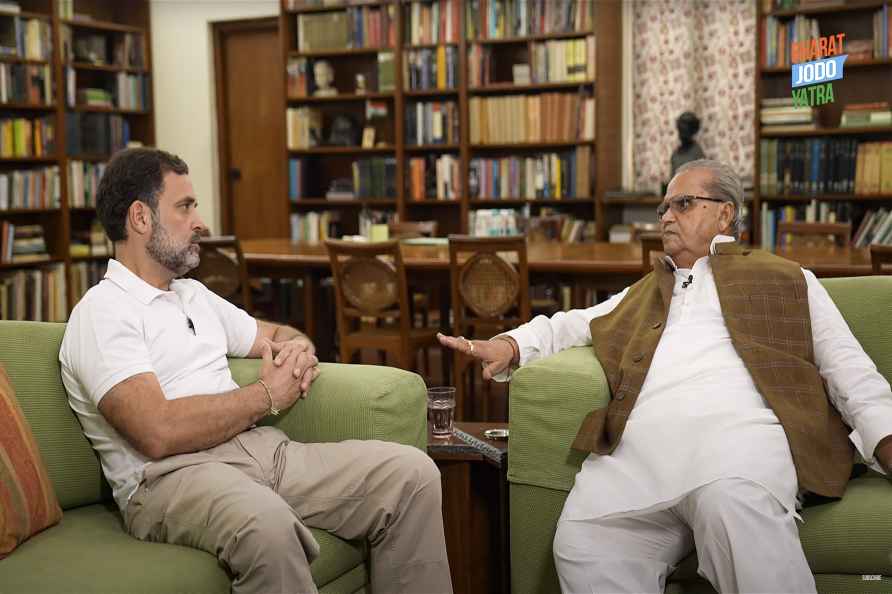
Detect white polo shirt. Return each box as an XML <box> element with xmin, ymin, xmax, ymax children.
<box><xmin>59</xmin><ymin>259</ymin><xmax>257</xmax><ymax>511</ymax></box>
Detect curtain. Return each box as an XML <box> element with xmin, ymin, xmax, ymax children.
<box><xmin>632</xmin><ymin>0</ymin><xmax>756</xmax><ymax>192</ymax></box>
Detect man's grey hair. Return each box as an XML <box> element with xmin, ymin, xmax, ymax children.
<box><xmin>673</xmin><ymin>159</ymin><xmax>743</xmax><ymax>239</ymax></box>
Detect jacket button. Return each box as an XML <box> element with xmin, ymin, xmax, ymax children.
<box><xmin>651</xmin><ymin>321</ymin><xmax>662</xmax><ymax>329</ymax></box>
<box><xmin>632</xmin><ymin>353</ymin><xmax>644</xmax><ymax>363</ymax></box>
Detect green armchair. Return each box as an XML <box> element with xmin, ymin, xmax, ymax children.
<box><xmin>508</xmin><ymin>276</ymin><xmax>892</xmax><ymax>594</ymax></box>
<box><xmin>0</xmin><ymin>321</ymin><xmax>428</xmax><ymax>594</ymax></box>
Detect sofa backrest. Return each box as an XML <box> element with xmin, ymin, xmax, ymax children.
<box><xmin>820</xmin><ymin>276</ymin><xmax>892</xmax><ymax>383</ymax></box>
<box><xmin>0</xmin><ymin>321</ymin><xmax>109</xmax><ymax>510</ymax></box>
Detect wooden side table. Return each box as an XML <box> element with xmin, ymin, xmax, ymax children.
<box><xmin>428</xmin><ymin>421</ymin><xmax>509</xmax><ymax>594</ymax></box>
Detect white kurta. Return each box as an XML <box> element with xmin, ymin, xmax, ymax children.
<box><xmin>502</xmin><ymin>236</ymin><xmax>892</xmax><ymax>521</ymax></box>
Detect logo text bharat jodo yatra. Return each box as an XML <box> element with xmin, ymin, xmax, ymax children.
<box><xmin>791</xmin><ymin>33</ymin><xmax>846</xmax><ymax>107</ymax></box>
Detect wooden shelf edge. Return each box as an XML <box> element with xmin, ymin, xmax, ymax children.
<box><xmin>0</xmin><ymin>207</ymin><xmax>61</xmax><ymax>214</ymax></box>
<box><xmin>470</xmin><ymin>30</ymin><xmax>595</xmax><ymax>44</ymax></box>
<box><xmin>69</xmin><ymin>62</ymin><xmax>148</xmax><ymax>73</ymax></box>
<box><xmin>764</xmin><ymin>0</ymin><xmax>886</xmax><ymax>18</ymax></box>
<box><xmin>287</xmin><ymin>92</ymin><xmax>393</xmax><ymax>103</ymax></box>
<box><xmin>0</xmin><ymin>103</ymin><xmax>55</xmax><ymax>110</ymax></box>
<box><xmin>289</xmin><ymin>47</ymin><xmax>393</xmax><ymax>58</ymax></box>
<box><xmin>61</xmin><ymin>18</ymin><xmax>145</xmax><ymax>34</ymax></box>
<box><xmin>761</xmin><ymin>58</ymin><xmax>892</xmax><ymax>73</ymax></box>
<box><xmin>285</xmin><ymin>0</ymin><xmax>390</xmax><ymax>14</ymax></box>
<box><xmin>760</xmin><ymin>126</ymin><xmax>892</xmax><ymax>137</ymax></box>
<box><xmin>760</xmin><ymin>194</ymin><xmax>892</xmax><ymax>202</ymax></box>
<box><xmin>0</xmin><ymin>257</ymin><xmax>62</xmax><ymax>269</ymax></box>
<box><xmin>469</xmin><ymin>81</ymin><xmax>594</xmax><ymax>93</ymax></box>
<box><xmin>290</xmin><ymin>198</ymin><xmax>397</xmax><ymax>206</ymax></box>
<box><xmin>288</xmin><ymin>146</ymin><xmax>395</xmax><ymax>155</ymax></box>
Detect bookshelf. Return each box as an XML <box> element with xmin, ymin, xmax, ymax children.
<box><xmin>279</xmin><ymin>0</ymin><xmax>622</xmax><ymax>242</ymax></box>
<box><xmin>755</xmin><ymin>0</ymin><xmax>892</xmax><ymax>249</ymax></box>
<box><xmin>0</xmin><ymin>0</ymin><xmax>153</xmax><ymax>320</ymax></box>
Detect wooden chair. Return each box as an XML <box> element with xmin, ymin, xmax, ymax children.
<box><xmin>325</xmin><ymin>239</ymin><xmax>440</xmax><ymax>376</ymax></box>
<box><xmin>449</xmin><ymin>235</ymin><xmax>531</xmax><ymax>421</ymax></box>
<box><xmin>186</xmin><ymin>235</ymin><xmax>252</xmax><ymax>313</ymax></box>
<box><xmin>871</xmin><ymin>244</ymin><xmax>892</xmax><ymax>275</ymax></box>
<box><xmin>639</xmin><ymin>231</ymin><xmax>664</xmax><ymax>273</ymax></box>
<box><xmin>776</xmin><ymin>222</ymin><xmax>851</xmax><ymax>248</ymax></box>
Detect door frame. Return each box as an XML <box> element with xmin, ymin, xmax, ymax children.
<box><xmin>212</xmin><ymin>16</ymin><xmax>280</xmax><ymax>235</ymax></box>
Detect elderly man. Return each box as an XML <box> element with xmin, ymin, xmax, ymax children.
<box><xmin>60</xmin><ymin>147</ymin><xmax>453</xmax><ymax>594</ymax></box>
<box><xmin>439</xmin><ymin>159</ymin><xmax>892</xmax><ymax>594</ymax></box>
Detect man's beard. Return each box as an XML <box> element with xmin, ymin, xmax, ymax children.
<box><xmin>146</xmin><ymin>214</ymin><xmax>200</xmax><ymax>276</ymax></box>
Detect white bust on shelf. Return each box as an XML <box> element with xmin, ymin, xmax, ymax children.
<box><xmin>313</xmin><ymin>60</ymin><xmax>337</xmax><ymax>97</ymax></box>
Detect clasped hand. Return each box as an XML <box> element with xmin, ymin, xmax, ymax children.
<box><xmin>260</xmin><ymin>337</ymin><xmax>320</xmax><ymax>411</ymax></box>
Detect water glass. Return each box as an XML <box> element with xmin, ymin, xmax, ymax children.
<box><xmin>427</xmin><ymin>386</ymin><xmax>456</xmax><ymax>437</ymax></box>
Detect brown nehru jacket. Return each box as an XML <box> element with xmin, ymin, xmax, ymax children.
<box><xmin>571</xmin><ymin>242</ymin><xmax>853</xmax><ymax>498</ymax></box>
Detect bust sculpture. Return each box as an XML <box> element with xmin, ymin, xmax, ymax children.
<box><xmin>327</xmin><ymin>114</ymin><xmax>358</xmax><ymax>146</ymax></box>
<box><xmin>313</xmin><ymin>60</ymin><xmax>337</xmax><ymax>97</ymax></box>
<box><xmin>670</xmin><ymin>111</ymin><xmax>706</xmax><ymax>177</ymax></box>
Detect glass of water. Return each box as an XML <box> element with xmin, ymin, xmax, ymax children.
<box><xmin>427</xmin><ymin>386</ymin><xmax>456</xmax><ymax>437</ymax></box>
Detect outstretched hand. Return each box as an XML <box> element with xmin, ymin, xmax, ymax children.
<box><xmin>436</xmin><ymin>333</ymin><xmax>517</xmax><ymax>380</ymax></box>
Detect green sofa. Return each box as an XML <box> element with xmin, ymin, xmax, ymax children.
<box><xmin>0</xmin><ymin>321</ymin><xmax>428</xmax><ymax>594</ymax></box>
<box><xmin>508</xmin><ymin>275</ymin><xmax>892</xmax><ymax>594</ymax></box>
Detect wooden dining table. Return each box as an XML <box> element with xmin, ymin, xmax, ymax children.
<box><xmin>242</xmin><ymin>238</ymin><xmax>873</xmax><ymax>354</ymax></box>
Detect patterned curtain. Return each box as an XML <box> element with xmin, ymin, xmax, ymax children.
<box><xmin>632</xmin><ymin>0</ymin><xmax>756</xmax><ymax>192</ymax></box>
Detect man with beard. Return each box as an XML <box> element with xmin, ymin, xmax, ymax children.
<box><xmin>59</xmin><ymin>147</ymin><xmax>452</xmax><ymax>594</ymax></box>
<box><xmin>438</xmin><ymin>159</ymin><xmax>892</xmax><ymax>593</ymax></box>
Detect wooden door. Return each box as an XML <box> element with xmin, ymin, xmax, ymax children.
<box><xmin>214</xmin><ymin>18</ymin><xmax>289</xmax><ymax>239</ymax></box>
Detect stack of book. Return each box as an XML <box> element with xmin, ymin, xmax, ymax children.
<box><xmin>0</xmin><ymin>63</ymin><xmax>51</xmax><ymax>104</ymax></box>
<box><xmin>464</xmin><ymin>0</ymin><xmax>593</xmax><ymax>40</ymax></box>
<box><xmin>528</xmin><ymin>210</ymin><xmax>593</xmax><ymax>243</ymax></box>
<box><xmin>760</xmin><ymin>97</ymin><xmax>815</xmax><ymax>134</ymax></box>
<box><xmin>289</xmin><ymin>211</ymin><xmax>342</xmax><ymax>243</ymax></box>
<box><xmin>853</xmin><ymin>209</ymin><xmax>892</xmax><ymax>247</ymax></box>
<box><xmin>68</xmin><ymin>160</ymin><xmax>106</xmax><ymax>208</ymax></box>
<box><xmin>296</xmin><ymin>5</ymin><xmax>395</xmax><ymax>52</ymax></box>
<box><xmin>404</xmin><ymin>47</ymin><xmax>457</xmax><ymax>90</ymax></box>
<box><xmin>469</xmin><ymin>92</ymin><xmax>594</xmax><ymax>144</ymax></box>
<box><xmin>0</xmin><ymin>264</ymin><xmax>66</xmax><ymax>321</ymax></box>
<box><xmin>77</xmin><ymin>87</ymin><xmax>113</xmax><ymax>108</ymax></box>
<box><xmin>0</xmin><ymin>115</ymin><xmax>54</xmax><ymax>157</ymax></box>
<box><xmin>404</xmin><ymin>0</ymin><xmax>461</xmax><ymax>45</ymax></box>
<box><xmin>840</xmin><ymin>102</ymin><xmax>892</xmax><ymax>128</ymax></box>
<box><xmin>115</xmin><ymin>73</ymin><xmax>149</xmax><ymax>110</ymax></box>
<box><xmin>529</xmin><ymin>37</ymin><xmax>595</xmax><ymax>83</ymax></box>
<box><xmin>1</xmin><ymin>223</ymin><xmax>47</xmax><ymax>263</ymax></box>
<box><xmin>65</xmin><ymin>113</ymin><xmax>128</xmax><ymax>155</ymax></box>
<box><xmin>469</xmin><ymin>208</ymin><xmax>520</xmax><ymax>237</ymax></box>
<box><xmin>0</xmin><ymin>165</ymin><xmax>60</xmax><ymax>209</ymax></box>
<box><xmin>285</xmin><ymin>107</ymin><xmax>323</xmax><ymax>149</ymax></box>
<box><xmin>407</xmin><ymin>154</ymin><xmax>460</xmax><ymax>201</ymax></box>
<box><xmin>405</xmin><ymin>101</ymin><xmax>458</xmax><ymax>145</ymax></box>
<box><xmin>469</xmin><ymin>147</ymin><xmax>591</xmax><ymax>199</ymax></box>
<box><xmin>69</xmin><ymin>260</ymin><xmax>104</xmax><ymax>305</ymax></box>
<box><xmin>873</xmin><ymin>5</ymin><xmax>890</xmax><ymax>59</ymax></box>
<box><xmin>0</xmin><ymin>16</ymin><xmax>52</xmax><ymax>61</ymax></box>
<box><xmin>351</xmin><ymin>157</ymin><xmax>396</xmax><ymax>198</ymax></box>
<box><xmin>761</xmin><ymin>14</ymin><xmax>819</xmax><ymax>68</ymax></box>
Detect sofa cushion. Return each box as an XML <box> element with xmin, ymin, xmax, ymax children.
<box><xmin>0</xmin><ymin>503</ymin><xmax>368</xmax><ymax>594</ymax></box>
<box><xmin>0</xmin><ymin>321</ymin><xmax>107</xmax><ymax>510</ymax></box>
<box><xmin>0</xmin><ymin>364</ymin><xmax>62</xmax><ymax>558</ymax></box>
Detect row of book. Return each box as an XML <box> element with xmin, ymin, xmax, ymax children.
<box><xmin>0</xmin><ymin>222</ymin><xmax>46</xmax><ymax>263</ymax></box>
<box><xmin>69</xmin><ymin>260</ymin><xmax>105</xmax><ymax>306</ymax></box>
<box><xmin>761</xmin><ymin>15</ymin><xmax>818</xmax><ymax>69</ymax></box>
<box><xmin>0</xmin><ymin>63</ymin><xmax>51</xmax><ymax>105</ymax></box>
<box><xmin>68</xmin><ymin>160</ymin><xmax>106</xmax><ymax>208</ymax></box>
<box><xmin>65</xmin><ymin>70</ymin><xmax>150</xmax><ymax>110</ymax></box>
<box><xmin>464</xmin><ymin>0</ymin><xmax>593</xmax><ymax>41</ymax></box>
<box><xmin>528</xmin><ymin>36</ymin><xmax>595</xmax><ymax>84</ymax></box>
<box><xmin>114</xmin><ymin>72</ymin><xmax>150</xmax><ymax>110</ymax></box>
<box><xmin>759</xmin><ymin>97</ymin><xmax>813</xmax><ymax>132</ymax></box>
<box><xmin>61</xmin><ymin>28</ymin><xmax>147</xmax><ymax>68</ymax></box>
<box><xmin>65</xmin><ymin>112</ymin><xmax>129</xmax><ymax>156</ymax></box>
<box><xmin>352</xmin><ymin>157</ymin><xmax>397</xmax><ymax>198</ymax></box>
<box><xmin>404</xmin><ymin>0</ymin><xmax>461</xmax><ymax>45</ymax></box>
<box><xmin>0</xmin><ymin>116</ymin><xmax>54</xmax><ymax>158</ymax></box>
<box><xmin>0</xmin><ymin>165</ymin><xmax>60</xmax><ymax>210</ymax></box>
<box><xmin>469</xmin><ymin>208</ymin><xmax>521</xmax><ymax>236</ymax></box>
<box><xmin>841</xmin><ymin>102</ymin><xmax>892</xmax><ymax>128</ymax></box>
<box><xmin>468</xmin><ymin>147</ymin><xmax>592</xmax><ymax>199</ymax></box>
<box><xmin>296</xmin><ymin>5</ymin><xmax>397</xmax><ymax>52</ymax></box>
<box><xmin>404</xmin><ymin>47</ymin><xmax>457</xmax><ymax>91</ymax></box>
<box><xmin>286</xmin><ymin>107</ymin><xmax>323</xmax><ymax>149</ymax></box>
<box><xmin>289</xmin><ymin>211</ymin><xmax>341</xmax><ymax>242</ymax></box>
<box><xmin>854</xmin><ymin>209</ymin><xmax>892</xmax><ymax>247</ymax></box>
<box><xmin>469</xmin><ymin>93</ymin><xmax>595</xmax><ymax>144</ymax></box>
<box><xmin>0</xmin><ymin>263</ymin><xmax>66</xmax><ymax>322</ymax></box>
<box><xmin>408</xmin><ymin>154</ymin><xmax>460</xmax><ymax>201</ymax></box>
<box><xmin>759</xmin><ymin>138</ymin><xmax>892</xmax><ymax>196</ymax></box>
<box><xmin>872</xmin><ymin>5</ymin><xmax>890</xmax><ymax>59</ymax></box>
<box><xmin>405</xmin><ymin>101</ymin><xmax>459</xmax><ymax>146</ymax></box>
<box><xmin>0</xmin><ymin>16</ymin><xmax>51</xmax><ymax>61</ymax></box>
<box><xmin>70</xmin><ymin>219</ymin><xmax>112</xmax><ymax>258</ymax></box>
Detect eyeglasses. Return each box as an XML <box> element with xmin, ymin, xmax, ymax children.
<box><xmin>656</xmin><ymin>195</ymin><xmax>727</xmax><ymax>219</ymax></box>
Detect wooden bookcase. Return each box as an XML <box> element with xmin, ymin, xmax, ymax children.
<box><xmin>279</xmin><ymin>0</ymin><xmax>621</xmax><ymax>241</ymax></box>
<box><xmin>0</xmin><ymin>0</ymin><xmax>153</xmax><ymax>320</ymax></box>
<box><xmin>754</xmin><ymin>0</ymin><xmax>892</xmax><ymax>248</ymax></box>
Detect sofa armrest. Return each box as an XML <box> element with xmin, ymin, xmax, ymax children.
<box><xmin>508</xmin><ymin>347</ymin><xmax>610</xmax><ymax>492</ymax></box>
<box><xmin>229</xmin><ymin>359</ymin><xmax>427</xmax><ymax>451</ymax></box>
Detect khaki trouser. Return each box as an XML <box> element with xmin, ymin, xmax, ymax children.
<box><xmin>125</xmin><ymin>426</ymin><xmax>453</xmax><ymax>594</ymax></box>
